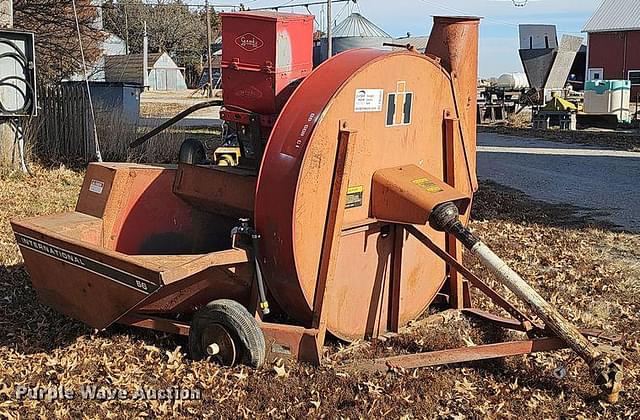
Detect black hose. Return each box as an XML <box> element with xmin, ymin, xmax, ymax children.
<box><xmin>251</xmin><ymin>233</ymin><xmax>270</xmax><ymax>315</ymax></box>
<box><xmin>0</xmin><ymin>38</ymin><xmax>36</xmax><ymax>115</ymax></box>
<box><xmin>0</xmin><ymin>76</ymin><xmax>34</xmax><ymax>114</ymax></box>
<box><xmin>129</xmin><ymin>100</ymin><xmax>222</xmax><ymax>148</ymax></box>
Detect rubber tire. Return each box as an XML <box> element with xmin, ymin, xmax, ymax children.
<box><xmin>179</xmin><ymin>138</ymin><xmax>206</xmax><ymax>165</ymax></box>
<box><xmin>189</xmin><ymin>299</ymin><xmax>266</xmax><ymax>368</ymax></box>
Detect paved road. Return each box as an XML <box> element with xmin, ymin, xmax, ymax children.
<box><xmin>139</xmin><ymin>116</ymin><xmax>223</xmax><ymax>129</ymax></box>
<box><xmin>477</xmin><ymin>133</ymin><xmax>640</xmax><ymax>232</ymax></box>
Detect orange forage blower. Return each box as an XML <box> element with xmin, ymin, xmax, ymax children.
<box><xmin>11</xmin><ymin>12</ymin><xmax>622</xmax><ymax>402</ymax></box>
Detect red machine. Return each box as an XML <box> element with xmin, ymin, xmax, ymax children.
<box><xmin>221</xmin><ymin>11</ymin><xmax>313</xmax><ymax>115</ymax></box>
<box><xmin>11</xmin><ymin>12</ymin><xmax>623</xmax><ymax>403</ymax></box>
<box><xmin>218</xmin><ymin>11</ymin><xmax>314</xmax><ymax>165</ymax></box>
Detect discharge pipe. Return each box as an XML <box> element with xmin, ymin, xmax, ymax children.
<box><xmin>428</xmin><ymin>202</ymin><xmax>624</xmax><ymax>403</ymax></box>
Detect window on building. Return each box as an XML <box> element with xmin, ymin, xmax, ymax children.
<box><xmin>629</xmin><ymin>70</ymin><xmax>640</xmax><ymax>85</ymax></box>
<box><xmin>588</xmin><ymin>68</ymin><xmax>604</xmax><ymax>81</ymax></box>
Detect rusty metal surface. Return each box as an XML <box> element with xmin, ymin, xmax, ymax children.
<box><xmin>260</xmin><ymin>322</ymin><xmax>321</xmax><ymax>364</ymax></box>
<box><xmin>220</xmin><ymin>11</ymin><xmax>314</xmax><ymax>115</ymax></box>
<box><xmin>444</xmin><ymin>116</ymin><xmax>465</xmax><ymax>309</ymax></box>
<box><xmin>12</xmin><ymin>217</ymin><xmax>255</xmax><ymax>328</ymax></box>
<box><xmin>255</xmin><ymin>44</ymin><xmax>477</xmax><ymax>341</ymax></box>
<box><xmin>11</xmin><ymin>222</ymin><xmax>160</xmax><ymax>330</ymax></box>
<box><xmin>75</xmin><ymin>163</ymin><xmax>116</xmax><ymax>219</ymax></box>
<box><xmin>136</xmin><ymin>263</ymin><xmax>253</xmax><ymax>314</ymax></box>
<box><xmin>15</xmin><ymin>16</ymin><xmax>483</xmax><ymax>353</ymax></box>
<box><xmin>104</xmin><ymin>166</ymin><xmax>225</xmax><ymax>255</ymax></box>
<box><xmin>13</xmin><ymin>163</ymin><xmax>258</xmax><ymax>329</ymax></box>
<box><xmin>311</xmin><ymin>127</ymin><xmax>356</xmax><ymax>341</ymax></box>
<box><xmin>426</xmin><ymin>16</ymin><xmax>480</xmax><ymax>193</ymax></box>
<box><xmin>15</xmin><ymin>212</ymin><xmax>103</xmax><ymax>246</ymax></box>
<box><xmin>120</xmin><ymin>314</ymin><xmax>191</xmax><ymax>336</ymax></box>
<box><xmin>371</xmin><ymin>165</ymin><xmax>470</xmax><ymax>225</ymax></box>
<box><xmin>462</xmin><ymin>308</ymin><xmax>534</xmax><ymax>332</ymax></box>
<box><xmin>348</xmin><ymin>336</ymin><xmax>569</xmax><ymax>374</ymax></box>
<box><xmin>173</xmin><ymin>163</ymin><xmax>257</xmax><ymax>219</ymax></box>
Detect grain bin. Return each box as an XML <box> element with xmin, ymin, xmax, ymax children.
<box><xmin>314</xmin><ymin>12</ymin><xmax>393</xmax><ymax>65</ymax></box>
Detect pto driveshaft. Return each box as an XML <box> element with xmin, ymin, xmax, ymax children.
<box><xmin>428</xmin><ymin>202</ymin><xmax>624</xmax><ymax>403</ymax></box>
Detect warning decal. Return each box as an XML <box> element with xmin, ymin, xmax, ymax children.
<box><xmin>89</xmin><ymin>179</ymin><xmax>104</xmax><ymax>194</ymax></box>
<box><xmin>354</xmin><ymin>89</ymin><xmax>384</xmax><ymax>112</ymax></box>
<box><xmin>346</xmin><ymin>185</ymin><xmax>364</xmax><ymax>209</ymax></box>
<box><xmin>412</xmin><ymin>178</ymin><xmax>443</xmax><ymax>193</ymax></box>
<box><xmin>386</xmin><ymin>81</ymin><xmax>413</xmax><ymax>127</ymax></box>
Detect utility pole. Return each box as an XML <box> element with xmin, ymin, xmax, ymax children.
<box><xmin>326</xmin><ymin>0</ymin><xmax>332</xmax><ymax>58</ymax></box>
<box><xmin>0</xmin><ymin>0</ymin><xmax>12</xmax><ymax>28</ymax></box>
<box><xmin>143</xmin><ymin>21</ymin><xmax>149</xmax><ymax>89</ymax></box>
<box><xmin>124</xmin><ymin>3</ymin><xmax>129</xmax><ymax>54</ymax></box>
<box><xmin>205</xmin><ymin>0</ymin><xmax>214</xmax><ymax>98</ymax></box>
<box><xmin>0</xmin><ymin>0</ymin><xmax>11</xmax><ymax>28</ymax></box>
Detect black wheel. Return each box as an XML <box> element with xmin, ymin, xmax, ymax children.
<box><xmin>179</xmin><ymin>138</ymin><xmax>206</xmax><ymax>165</ymax></box>
<box><xmin>189</xmin><ymin>299</ymin><xmax>265</xmax><ymax>368</ymax></box>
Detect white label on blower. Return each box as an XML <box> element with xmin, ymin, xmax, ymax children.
<box><xmin>89</xmin><ymin>179</ymin><xmax>104</xmax><ymax>194</ymax></box>
<box><xmin>354</xmin><ymin>89</ymin><xmax>384</xmax><ymax>112</ymax></box>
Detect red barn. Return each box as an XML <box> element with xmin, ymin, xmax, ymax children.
<box><xmin>583</xmin><ymin>0</ymin><xmax>640</xmax><ymax>98</ymax></box>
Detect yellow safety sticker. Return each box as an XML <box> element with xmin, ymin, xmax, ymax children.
<box><xmin>346</xmin><ymin>185</ymin><xmax>364</xmax><ymax>209</ymax></box>
<box><xmin>412</xmin><ymin>178</ymin><xmax>443</xmax><ymax>193</ymax></box>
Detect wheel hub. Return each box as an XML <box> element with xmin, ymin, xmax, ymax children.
<box><xmin>201</xmin><ymin>323</ymin><xmax>236</xmax><ymax>366</ymax></box>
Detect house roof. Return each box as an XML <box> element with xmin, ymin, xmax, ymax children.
<box><xmin>332</xmin><ymin>13</ymin><xmax>391</xmax><ymax>38</ymax></box>
<box><xmin>393</xmin><ymin>36</ymin><xmax>429</xmax><ymax>52</ymax></box>
<box><xmin>103</xmin><ymin>53</ymin><xmax>164</xmax><ymax>83</ymax></box>
<box><xmin>583</xmin><ymin>0</ymin><xmax>640</xmax><ymax>33</ymax></box>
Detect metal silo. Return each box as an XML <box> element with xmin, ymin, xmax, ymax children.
<box><xmin>315</xmin><ymin>12</ymin><xmax>393</xmax><ymax>65</ymax></box>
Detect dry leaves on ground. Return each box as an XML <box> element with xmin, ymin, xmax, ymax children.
<box><xmin>0</xmin><ymin>167</ymin><xmax>638</xmax><ymax>418</ymax></box>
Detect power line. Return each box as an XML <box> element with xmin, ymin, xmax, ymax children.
<box><xmin>88</xmin><ymin>2</ymin><xmax>241</xmax><ymax>10</ymax></box>
<box><xmin>72</xmin><ymin>0</ymin><xmax>102</xmax><ymax>163</ymax></box>
<box><xmin>418</xmin><ymin>0</ymin><xmax>584</xmax><ymax>35</ymax></box>
<box><xmin>249</xmin><ymin>0</ymin><xmax>353</xmax><ymax>12</ymax></box>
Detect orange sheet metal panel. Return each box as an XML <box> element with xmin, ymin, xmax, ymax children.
<box><xmin>220</xmin><ymin>11</ymin><xmax>314</xmax><ymax>114</ymax></box>
<box><xmin>12</xmin><ymin>163</ymin><xmax>257</xmax><ymax>330</ymax></box>
<box><xmin>371</xmin><ymin>165</ymin><xmax>471</xmax><ymax>225</ymax></box>
<box><xmin>256</xmin><ymin>45</ymin><xmax>477</xmax><ymax>340</ymax></box>
<box><xmin>173</xmin><ymin>163</ymin><xmax>257</xmax><ymax>218</ymax></box>
<box><xmin>11</xmin><ymin>222</ymin><xmax>161</xmax><ymax>330</ymax></box>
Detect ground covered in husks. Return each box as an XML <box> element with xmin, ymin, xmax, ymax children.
<box><xmin>0</xmin><ymin>167</ymin><xmax>638</xmax><ymax>418</ymax></box>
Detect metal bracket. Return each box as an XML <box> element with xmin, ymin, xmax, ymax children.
<box><xmin>310</xmin><ymin>121</ymin><xmax>357</xmax><ymax>360</ymax></box>
<box><xmin>404</xmin><ymin>224</ymin><xmax>539</xmax><ymax>330</ymax></box>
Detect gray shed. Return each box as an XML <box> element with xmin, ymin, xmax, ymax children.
<box><xmin>392</xmin><ymin>35</ymin><xmax>430</xmax><ymax>53</ymax></box>
<box><xmin>104</xmin><ymin>52</ymin><xmax>188</xmax><ymax>91</ymax></box>
<box><xmin>61</xmin><ymin>81</ymin><xmax>142</xmax><ymax>124</ymax></box>
<box><xmin>315</xmin><ymin>13</ymin><xmax>393</xmax><ymax>64</ymax></box>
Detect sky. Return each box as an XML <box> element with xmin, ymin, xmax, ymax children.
<box><xmin>193</xmin><ymin>0</ymin><xmax>604</xmax><ymax>77</ymax></box>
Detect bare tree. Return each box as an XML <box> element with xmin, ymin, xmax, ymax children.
<box><xmin>13</xmin><ymin>0</ymin><xmax>106</xmax><ymax>83</ymax></box>
<box><xmin>104</xmin><ymin>0</ymin><xmax>219</xmax><ymax>86</ymax></box>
